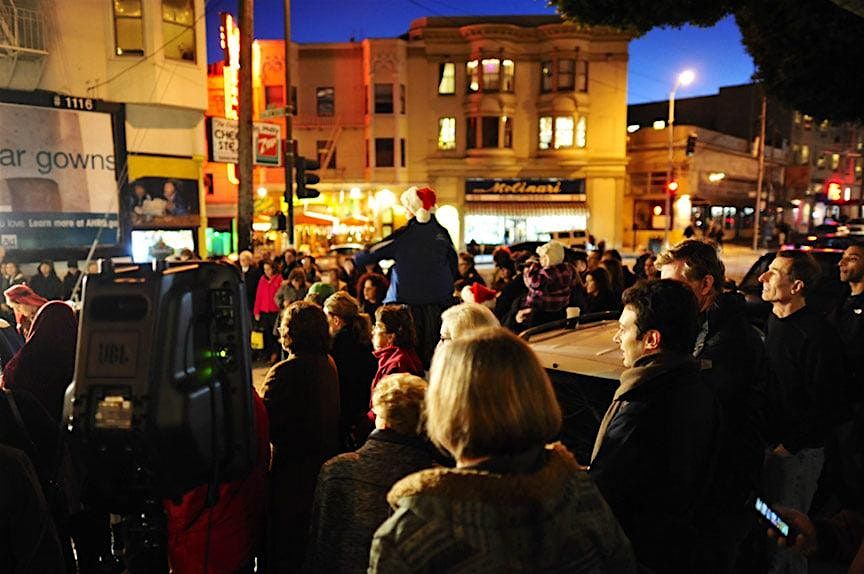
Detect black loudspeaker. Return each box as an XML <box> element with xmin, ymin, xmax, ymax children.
<box><xmin>67</xmin><ymin>260</ymin><xmax>256</xmax><ymax>512</ymax></box>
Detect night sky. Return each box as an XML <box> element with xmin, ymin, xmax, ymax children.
<box><xmin>204</xmin><ymin>0</ymin><xmax>756</xmax><ymax>104</ymax></box>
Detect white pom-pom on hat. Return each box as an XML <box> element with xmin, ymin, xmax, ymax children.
<box><xmin>400</xmin><ymin>186</ymin><xmax>437</xmax><ymax>223</ymax></box>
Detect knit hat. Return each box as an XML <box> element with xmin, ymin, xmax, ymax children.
<box><xmin>537</xmin><ymin>241</ymin><xmax>565</xmax><ymax>267</ymax></box>
<box><xmin>460</xmin><ymin>282</ymin><xmax>497</xmax><ymax>309</ymax></box>
<box><xmin>307</xmin><ymin>282</ymin><xmax>336</xmax><ymax>305</ymax></box>
<box><xmin>4</xmin><ymin>284</ymin><xmax>48</xmax><ymax>308</ymax></box>
<box><xmin>400</xmin><ymin>186</ymin><xmax>437</xmax><ymax>223</ymax></box>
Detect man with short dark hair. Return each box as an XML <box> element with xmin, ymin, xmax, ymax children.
<box><xmin>759</xmin><ymin>250</ymin><xmax>850</xmax><ymax>573</ymax></box>
<box><xmin>834</xmin><ymin>244</ymin><xmax>864</xmax><ymax>403</ymax></box>
<box><xmin>659</xmin><ymin>239</ymin><xmax>769</xmax><ymax>571</ymax></box>
<box><xmin>590</xmin><ymin>279</ymin><xmax>721</xmax><ymax>573</ymax></box>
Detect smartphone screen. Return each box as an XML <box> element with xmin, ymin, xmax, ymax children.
<box><xmin>755</xmin><ymin>497</ymin><xmax>790</xmax><ymax>537</ymax></box>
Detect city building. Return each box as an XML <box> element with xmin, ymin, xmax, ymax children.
<box><xmin>204</xmin><ymin>15</ymin><xmax>632</xmax><ymax>255</ymax></box>
<box><xmin>628</xmin><ymin>83</ymin><xmax>863</xmax><ymax>236</ymax></box>
<box><xmin>0</xmin><ymin>0</ymin><xmax>208</xmax><ymax>262</ymax></box>
<box><xmin>625</xmin><ymin>124</ymin><xmax>784</xmax><ymax>249</ymax></box>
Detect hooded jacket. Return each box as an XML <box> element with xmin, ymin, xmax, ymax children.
<box><xmin>369</xmin><ymin>443</ymin><xmax>637</xmax><ymax>573</ymax></box>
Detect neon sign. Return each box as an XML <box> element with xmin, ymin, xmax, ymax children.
<box><xmin>220</xmin><ymin>13</ymin><xmax>240</xmax><ymax>184</ymax></box>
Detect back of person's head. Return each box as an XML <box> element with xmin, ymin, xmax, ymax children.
<box><xmin>602</xmin><ymin>249</ymin><xmax>623</xmax><ymax>263</ymax></box>
<box><xmin>776</xmin><ymin>250</ymin><xmax>822</xmax><ymax>296</ymax></box>
<box><xmin>281</xmin><ymin>300</ymin><xmax>331</xmax><ymax>354</ymax></box>
<box><xmin>67</xmin><ymin>260</ymin><xmax>79</xmax><ymax>270</ymax></box>
<box><xmin>375</xmin><ymin>304</ymin><xmax>417</xmax><ymax>348</ymax></box>
<box><xmin>655</xmin><ymin>239</ymin><xmax>726</xmax><ymax>293</ymax></box>
<box><xmin>287</xmin><ymin>267</ymin><xmax>307</xmax><ymax>285</ymax></box>
<box><xmin>306</xmin><ymin>282</ymin><xmax>336</xmax><ymax>306</ymax></box>
<box><xmin>440</xmin><ymin>303</ymin><xmax>499</xmax><ymax>341</ymax></box>
<box><xmin>537</xmin><ymin>241</ymin><xmax>565</xmax><ymax>267</ymax></box>
<box><xmin>427</xmin><ymin>327</ymin><xmax>561</xmax><ymax>460</ymax></box>
<box><xmin>621</xmin><ymin>279</ymin><xmax>699</xmax><ymax>355</ymax></box>
<box><xmin>599</xmin><ymin>259</ymin><xmax>624</xmax><ymax>294</ymax></box>
<box><xmin>372</xmin><ymin>373</ymin><xmax>428</xmax><ymax>436</ymax></box>
<box><xmin>492</xmin><ymin>246</ymin><xmax>512</xmax><ymax>268</ymax></box>
<box><xmin>324</xmin><ymin>291</ymin><xmax>372</xmax><ymax>345</ymax></box>
<box><xmin>458</xmin><ymin>252</ymin><xmax>475</xmax><ymax>267</ymax></box>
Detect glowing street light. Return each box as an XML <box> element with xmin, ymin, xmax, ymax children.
<box><xmin>665</xmin><ymin>69</ymin><xmax>695</xmax><ymax>248</ymax></box>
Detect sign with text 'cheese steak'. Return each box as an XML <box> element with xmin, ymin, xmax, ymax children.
<box><xmin>465</xmin><ymin>178</ymin><xmax>586</xmax><ymax>196</ymax></box>
<box><xmin>207</xmin><ymin>117</ymin><xmax>282</xmax><ymax>167</ymax></box>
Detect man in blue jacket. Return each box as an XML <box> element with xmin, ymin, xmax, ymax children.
<box><xmin>355</xmin><ymin>187</ymin><xmax>458</xmax><ymax>367</ymax></box>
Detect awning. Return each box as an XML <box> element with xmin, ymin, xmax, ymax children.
<box><xmin>295</xmin><ymin>211</ymin><xmax>338</xmax><ymax>226</ymax></box>
<box><xmin>464</xmin><ymin>201</ymin><xmax>588</xmax><ymax>218</ymax></box>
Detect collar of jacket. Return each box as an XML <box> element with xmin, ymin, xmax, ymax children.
<box><xmin>386</xmin><ymin>443</ymin><xmax>580</xmax><ymax>510</ymax></box>
<box><xmin>616</xmin><ymin>351</ymin><xmax>695</xmax><ymax>402</ymax></box>
<box><xmin>373</xmin><ymin>344</ymin><xmax>405</xmax><ymax>361</ymax></box>
<box><xmin>368</xmin><ymin>428</ymin><xmax>429</xmax><ymax>451</ymax></box>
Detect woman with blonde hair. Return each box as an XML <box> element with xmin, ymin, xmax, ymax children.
<box><xmin>370</xmin><ymin>328</ymin><xmax>636</xmax><ymax>573</ymax></box>
<box><xmin>323</xmin><ymin>292</ymin><xmax>378</xmax><ymax>448</ymax></box>
<box><xmin>307</xmin><ymin>373</ymin><xmax>438</xmax><ymax>573</ymax></box>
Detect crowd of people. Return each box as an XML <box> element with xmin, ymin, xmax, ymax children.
<box><xmin>0</xmin><ymin>183</ymin><xmax>862</xmax><ymax>573</ymax></box>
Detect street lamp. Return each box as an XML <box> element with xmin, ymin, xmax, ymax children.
<box><xmin>665</xmin><ymin>69</ymin><xmax>695</xmax><ymax>248</ymax></box>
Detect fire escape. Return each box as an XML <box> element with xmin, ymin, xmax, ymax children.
<box><xmin>0</xmin><ymin>0</ymin><xmax>48</xmax><ymax>90</ymax></box>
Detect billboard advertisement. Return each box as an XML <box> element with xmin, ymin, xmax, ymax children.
<box><xmin>0</xmin><ymin>95</ymin><xmax>122</xmax><ymax>251</ymax></box>
<box><xmin>125</xmin><ymin>155</ymin><xmax>201</xmax><ymax>230</ymax></box>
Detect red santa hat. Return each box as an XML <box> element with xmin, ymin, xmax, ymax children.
<box><xmin>400</xmin><ymin>186</ymin><xmax>437</xmax><ymax>223</ymax></box>
<box><xmin>460</xmin><ymin>282</ymin><xmax>497</xmax><ymax>309</ymax></box>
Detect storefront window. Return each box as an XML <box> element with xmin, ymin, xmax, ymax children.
<box><xmin>438</xmin><ymin>62</ymin><xmax>456</xmax><ymax>94</ymax></box>
<box><xmin>114</xmin><ymin>0</ymin><xmax>144</xmax><ymax>56</ymax></box>
<box><xmin>438</xmin><ymin>117</ymin><xmax>456</xmax><ymax>150</ymax></box>
<box><xmin>162</xmin><ymin>0</ymin><xmax>195</xmax><ymax>62</ymax></box>
<box><xmin>539</xmin><ymin>116</ymin><xmax>553</xmax><ymax>149</ymax></box>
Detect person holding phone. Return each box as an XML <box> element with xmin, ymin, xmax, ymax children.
<box><xmin>766</xmin><ymin>505</ymin><xmax>864</xmax><ymax>572</ymax></box>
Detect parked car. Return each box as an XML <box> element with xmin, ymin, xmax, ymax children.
<box><xmin>736</xmin><ymin>247</ymin><xmax>847</xmax><ymax>329</ymax></box>
<box><xmin>523</xmin><ymin>312</ymin><xmax>622</xmax><ymax>463</ymax></box>
<box><xmin>845</xmin><ymin>218</ymin><xmax>864</xmax><ymax>235</ymax></box>
<box><xmin>785</xmin><ymin>233</ymin><xmax>863</xmax><ymax>251</ymax></box>
<box><xmin>548</xmin><ymin>229</ymin><xmax>589</xmax><ymax>249</ymax></box>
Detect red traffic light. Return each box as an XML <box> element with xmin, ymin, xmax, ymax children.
<box><xmin>666</xmin><ymin>181</ymin><xmax>679</xmax><ymax>194</ymax></box>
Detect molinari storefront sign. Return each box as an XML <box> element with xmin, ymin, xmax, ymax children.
<box><xmin>0</xmin><ymin>89</ymin><xmax>125</xmax><ymax>252</ymax></box>
<box><xmin>465</xmin><ymin>178</ymin><xmax>586</xmax><ymax>198</ymax></box>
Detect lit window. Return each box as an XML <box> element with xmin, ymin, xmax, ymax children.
<box><xmin>467</xmin><ymin>60</ymin><xmax>479</xmax><ymax>92</ymax></box>
<box><xmin>114</xmin><ymin>0</ymin><xmax>144</xmax><ymax>56</ymax></box>
<box><xmin>264</xmin><ymin>85</ymin><xmax>284</xmax><ymax>109</ymax></box>
<box><xmin>555</xmin><ymin>116</ymin><xmax>575</xmax><ymax>148</ymax></box>
<box><xmin>820</xmin><ymin>119</ymin><xmax>830</xmax><ymax>132</ymax></box>
<box><xmin>501</xmin><ymin>60</ymin><xmax>515</xmax><ymax>92</ymax></box>
<box><xmin>438</xmin><ymin>63</ymin><xmax>455</xmax><ymax>94</ymax></box>
<box><xmin>800</xmin><ymin>144</ymin><xmax>810</xmax><ymax>165</ymax></box>
<box><xmin>162</xmin><ymin>0</ymin><xmax>196</xmax><ymax>62</ymax></box>
<box><xmin>481</xmin><ymin>59</ymin><xmax>500</xmax><ymax>91</ymax></box>
<box><xmin>539</xmin><ymin>116</ymin><xmax>553</xmax><ymax>150</ymax></box>
<box><xmin>374</xmin><ymin>83</ymin><xmax>393</xmax><ymax>114</ymax></box>
<box><xmin>816</xmin><ymin>155</ymin><xmax>826</xmax><ymax>169</ymax></box>
<box><xmin>793</xmin><ymin>111</ymin><xmax>802</xmax><ymax>125</ymax></box>
<box><xmin>576</xmin><ymin>116</ymin><xmax>587</xmax><ymax>148</ymax></box>
<box><xmin>316</xmin><ymin>87</ymin><xmax>334</xmax><ymax>117</ymax></box>
<box><xmin>438</xmin><ymin>117</ymin><xmax>456</xmax><ymax>150</ymax></box>
<box><xmin>802</xmin><ymin>115</ymin><xmax>813</xmax><ymax>130</ymax></box>
<box><xmin>831</xmin><ymin>153</ymin><xmax>840</xmax><ymax>170</ymax></box>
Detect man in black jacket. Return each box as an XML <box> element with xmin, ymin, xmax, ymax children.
<box><xmin>590</xmin><ymin>279</ymin><xmax>721</xmax><ymax>573</ymax></box>
<box><xmin>658</xmin><ymin>239</ymin><xmax>770</xmax><ymax>571</ymax></box>
<box><xmin>759</xmin><ymin>250</ymin><xmax>850</xmax><ymax>572</ymax></box>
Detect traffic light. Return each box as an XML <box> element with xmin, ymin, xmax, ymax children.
<box><xmin>295</xmin><ymin>156</ymin><xmax>320</xmax><ymax>199</ymax></box>
<box><xmin>685</xmin><ymin>133</ymin><xmax>698</xmax><ymax>156</ymax></box>
<box><xmin>666</xmin><ymin>180</ymin><xmax>679</xmax><ymax>195</ymax></box>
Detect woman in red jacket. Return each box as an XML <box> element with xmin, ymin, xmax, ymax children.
<box><xmin>369</xmin><ymin>305</ymin><xmax>424</xmax><ymax>419</ymax></box>
<box><xmin>253</xmin><ymin>261</ymin><xmax>282</xmax><ymax>363</ymax></box>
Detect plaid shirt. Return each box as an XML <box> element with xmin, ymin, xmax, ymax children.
<box><xmin>523</xmin><ymin>262</ymin><xmax>576</xmax><ymax>312</ymax></box>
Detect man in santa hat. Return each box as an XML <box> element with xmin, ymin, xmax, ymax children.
<box><xmin>355</xmin><ymin>186</ymin><xmax>458</xmax><ymax>367</ymax></box>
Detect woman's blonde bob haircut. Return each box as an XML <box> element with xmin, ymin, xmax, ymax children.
<box><xmin>371</xmin><ymin>373</ymin><xmax>428</xmax><ymax>436</ymax></box>
<box><xmin>439</xmin><ymin>303</ymin><xmax>499</xmax><ymax>341</ymax></box>
<box><xmin>426</xmin><ymin>327</ymin><xmax>562</xmax><ymax>461</ymax></box>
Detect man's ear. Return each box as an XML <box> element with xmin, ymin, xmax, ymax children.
<box><xmin>790</xmin><ymin>279</ymin><xmax>805</xmax><ymax>296</ymax></box>
<box><xmin>642</xmin><ymin>329</ymin><xmax>662</xmax><ymax>352</ymax></box>
<box><xmin>700</xmin><ymin>274</ymin><xmax>715</xmax><ymax>298</ymax></box>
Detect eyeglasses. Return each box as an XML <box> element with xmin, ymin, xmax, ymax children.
<box><xmin>439</xmin><ymin>334</ymin><xmax>451</xmax><ymax>343</ymax></box>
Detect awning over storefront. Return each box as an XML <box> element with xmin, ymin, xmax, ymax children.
<box><xmin>464</xmin><ymin>201</ymin><xmax>588</xmax><ymax>218</ymax></box>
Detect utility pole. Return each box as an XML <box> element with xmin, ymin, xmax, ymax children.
<box><xmin>237</xmin><ymin>0</ymin><xmax>254</xmax><ymax>253</ymax></box>
<box><xmin>283</xmin><ymin>0</ymin><xmax>295</xmax><ymax>244</ymax></box>
<box><xmin>752</xmin><ymin>95</ymin><xmax>767</xmax><ymax>251</ymax></box>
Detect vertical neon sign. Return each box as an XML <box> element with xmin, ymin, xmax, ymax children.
<box><xmin>220</xmin><ymin>13</ymin><xmax>240</xmax><ymax>184</ymax></box>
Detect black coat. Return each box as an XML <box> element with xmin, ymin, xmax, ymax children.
<box><xmin>28</xmin><ymin>274</ymin><xmax>63</xmax><ymax>301</ymax></box>
<box><xmin>590</xmin><ymin>352</ymin><xmax>721</xmax><ymax>574</ymax></box>
<box><xmin>695</xmin><ymin>292</ymin><xmax>769</xmax><ymax>505</ymax></box>
<box><xmin>330</xmin><ymin>329</ymin><xmax>378</xmax><ymax>429</ymax></box>
<box><xmin>240</xmin><ymin>265</ymin><xmax>262</xmax><ymax>312</ymax></box>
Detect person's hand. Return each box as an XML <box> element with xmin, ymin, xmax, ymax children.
<box><xmin>254</xmin><ymin>314</ymin><xmax>260</xmax><ymax>322</ymax></box>
<box><xmin>516</xmin><ymin>308</ymin><xmax>532</xmax><ymax>324</ymax></box>
<box><xmin>766</xmin><ymin>507</ymin><xmax>818</xmax><ymax>556</ymax></box>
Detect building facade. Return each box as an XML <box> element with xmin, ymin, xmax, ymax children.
<box><xmin>0</xmin><ymin>0</ymin><xmax>208</xmax><ymax>262</ymax></box>
<box><xmin>204</xmin><ymin>15</ymin><xmax>632</xmax><ymax>254</ymax></box>
<box><xmin>628</xmin><ymin>83</ymin><xmax>863</xmax><ymax>235</ymax></box>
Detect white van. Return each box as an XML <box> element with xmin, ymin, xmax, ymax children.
<box><xmin>548</xmin><ymin>230</ymin><xmax>589</xmax><ymax>249</ymax></box>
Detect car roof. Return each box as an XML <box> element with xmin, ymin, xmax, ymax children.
<box><xmin>526</xmin><ymin>319</ymin><xmax>624</xmax><ymax>381</ymax></box>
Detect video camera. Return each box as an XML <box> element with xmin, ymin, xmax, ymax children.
<box><xmin>67</xmin><ymin>260</ymin><xmax>257</xmax><ymax>512</ymax></box>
